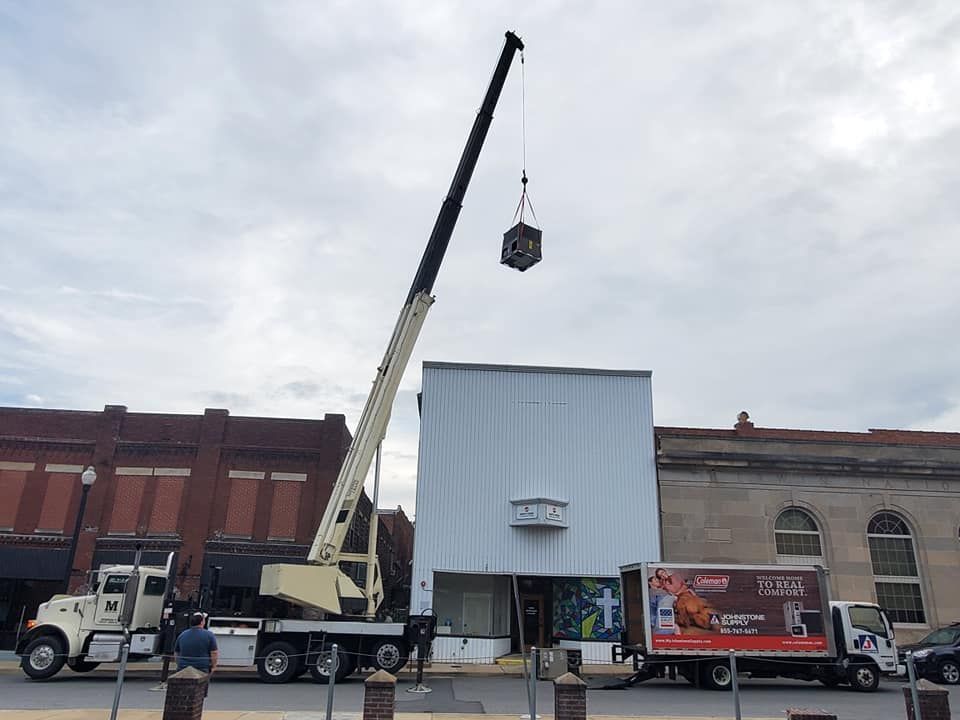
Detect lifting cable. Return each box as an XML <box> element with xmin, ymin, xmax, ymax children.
<box><xmin>512</xmin><ymin>50</ymin><xmax>540</xmax><ymax>228</ymax></box>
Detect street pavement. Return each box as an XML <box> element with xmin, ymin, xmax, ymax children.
<box><xmin>1</xmin><ymin>668</ymin><xmax>957</xmax><ymax>720</ymax></box>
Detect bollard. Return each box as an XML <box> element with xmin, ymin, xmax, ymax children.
<box><xmin>109</xmin><ymin>633</ymin><xmax>131</xmax><ymax>720</ymax></box>
<box><xmin>729</xmin><ymin>651</ymin><xmax>742</xmax><ymax>720</ymax></box>
<box><xmin>906</xmin><ymin>653</ymin><xmax>922</xmax><ymax>720</ymax></box>
<box><xmin>553</xmin><ymin>671</ymin><xmax>587</xmax><ymax>720</ymax></box>
<box><xmin>363</xmin><ymin>669</ymin><xmax>397</xmax><ymax>720</ymax></box>
<box><xmin>325</xmin><ymin>643</ymin><xmax>338</xmax><ymax>720</ymax></box>
<box><xmin>525</xmin><ymin>647</ymin><xmax>538</xmax><ymax>720</ymax></box>
<box><xmin>162</xmin><ymin>667</ymin><xmax>208</xmax><ymax>720</ymax></box>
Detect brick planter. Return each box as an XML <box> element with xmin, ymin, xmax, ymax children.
<box><xmin>903</xmin><ymin>678</ymin><xmax>951</xmax><ymax>720</ymax></box>
<box><xmin>786</xmin><ymin>709</ymin><xmax>837</xmax><ymax>720</ymax></box>
<box><xmin>363</xmin><ymin>669</ymin><xmax>397</xmax><ymax>720</ymax></box>
<box><xmin>162</xmin><ymin>667</ymin><xmax>208</xmax><ymax>720</ymax></box>
<box><xmin>554</xmin><ymin>671</ymin><xmax>587</xmax><ymax>720</ymax></box>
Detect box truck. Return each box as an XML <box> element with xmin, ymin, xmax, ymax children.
<box><xmin>612</xmin><ymin>562</ymin><xmax>900</xmax><ymax>692</ymax></box>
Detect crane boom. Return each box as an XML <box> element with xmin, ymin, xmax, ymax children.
<box><xmin>261</xmin><ymin>31</ymin><xmax>525</xmax><ymax>615</ymax></box>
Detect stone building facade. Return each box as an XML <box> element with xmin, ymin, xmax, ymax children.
<box><xmin>0</xmin><ymin>404</ymin><xmax>404</xmax><ymax>648</ymax></box>
<box><xmin>656</xmin><ymin>414</ymin><xmax>960</xmax><ymax>642</ymax></box>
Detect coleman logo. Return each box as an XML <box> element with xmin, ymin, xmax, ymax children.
<box><xmin>693</xmin><ymin>575</ymin><xmax>730</xmax><ymax>590</ymax></box>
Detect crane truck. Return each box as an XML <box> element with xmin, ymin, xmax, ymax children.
<box><xmin>16</xmin><ymin>30</ymin><xmax>527</xmax><ymax>684</ymax></box>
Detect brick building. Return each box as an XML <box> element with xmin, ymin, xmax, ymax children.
<box><xmin>657</xmin><ymin>413</ymin><xmax>960</xmax><ymax>642</ymax></box>
<box><xmin>0</xmin><ymin>404</ymin><xmax>405</xmax><ymax>649</ymax></box>
<box><xmin>377</xmin><ymin>506</ymin><xmax>414</xmax><ymax>616</ymax></box>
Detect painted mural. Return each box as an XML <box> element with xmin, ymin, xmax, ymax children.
<box><xmin>553</xmin><ymin>577</ymin><xmax>622</xmax><ymax>640</ymax></box>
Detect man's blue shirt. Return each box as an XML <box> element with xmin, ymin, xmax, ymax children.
<box><xmin>175</xmin><ymin>627</ymin><xmax>218</xmax><ymax>672</ymax></box>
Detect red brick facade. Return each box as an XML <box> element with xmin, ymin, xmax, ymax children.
<box><xmin>378</xmin><ymin>506</ymin><xmax>414</xmax><ymax>608</ymax></box>
<box><xmin>0</xmin><ymin>405</ymin><xmax>406</xmax><ymax>617</ymax></box>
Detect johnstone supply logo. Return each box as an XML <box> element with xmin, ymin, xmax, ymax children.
<box><xmin>658</xmin><ymin>607</ymin><xmax>675</xmax><ymax>629</ymax></box>
<box><xmin>693</xmin><ymin>575</ymin><xmax>730</xmax><ymax>590</ymax></box>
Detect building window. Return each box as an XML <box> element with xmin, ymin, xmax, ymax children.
<box><xmin>775</xmin><ymin>508</ymin><xmax>823</xmax><ymax>563</ymax></box>
<box><xmin>433</xmin><ymin>573</ymin><xmax>511</xmax><ymax>637</ymax></box>
<box><xmin>223</xmin><ymin>477</ymin><xmax>258</xmax><ymax>538</ymax></box>
<box><xmin>267</xmin><ymin>480</ymin><xmax>302</xmax><ymax>541</ymax></box>
<box><xmin>867</xmin><ymin>512</ymin><xmax>926</xmax><ymax>624</ymax></box>
<box><xmin>36</xmin><ymin>473</ymin><xmax>78</xmax><ymax>534</ymax></box>
<box><xmin>0</xmin><ymin>470</ymin><xmax>27</xmax><ymax>530</ymax></box>
<box><xmin>148</xmin><ymin>477</ymin><xmax>185</xmax><ymax>535</ymax></box>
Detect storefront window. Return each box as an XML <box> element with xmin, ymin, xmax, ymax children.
<box><xmin>433</xmin><ymin>573</ymin><xmax>510</xmax><ymax>637</ymax></box>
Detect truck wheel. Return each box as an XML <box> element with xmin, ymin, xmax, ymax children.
<box><xmin>310</xmin><ymin>646</ymin><xmax>353</xmax><ymax>684</ymax></box>
<box><xmin>938</xmin><ymin>659</ymin><xmax>960</xmax><ymax>685</ymax></box>
<box><xmin>371</xmin><ymin>639</ymin><xmax>408</xmax><ymax>674</ymax></box>
<box><xmin>21</xmin><ymin>636</ymin><xmax>67</xmax><ymax>680</ymax></box>
<box><xmin>848</xmin><ymin>662</ymin><xmax>880</xmax><ymax>692</ymax></box>
<box><xmin>68</xmin><ymin>660</ymin><xmax>100</xmax><ymax>673</ymax></box>
<box><xmin>256</xmin><ymin>641</ymin><xmax>301</xmax><ymax>684</ymax></box>
<box><xmin>701</xmin><ymin>660</ymin><xmax>734</xmax><ymax>691</ymax></box>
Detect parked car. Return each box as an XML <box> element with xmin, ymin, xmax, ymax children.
<box><xmin>898</xmin><ymin>623</ymin><xmax>960</xmax><ymax>685</ymax></box>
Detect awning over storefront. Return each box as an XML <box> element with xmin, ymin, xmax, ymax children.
<box><xmin>0</xmin><ymin>546</ymin><xmax>68</xmax><ymax>580</ymax></box>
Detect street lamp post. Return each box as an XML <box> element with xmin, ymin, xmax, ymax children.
<box><xmin>63</xmin><ymin>465</ymin><xmax>96</xmax><ymax>593</ymax></box>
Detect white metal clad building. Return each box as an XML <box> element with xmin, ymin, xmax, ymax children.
<box><xmin>410</xmin><ymin>362</ymin><xmax>660</xmax><ymax>662</ymax></box>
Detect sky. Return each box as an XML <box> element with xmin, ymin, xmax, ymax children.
<box><xmin>2</xmin><ymin>1</ymin><xmax>959</xmax><ymax>516</ymax></box>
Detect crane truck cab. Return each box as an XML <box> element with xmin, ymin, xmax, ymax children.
<box><xmin>16</xmin><ymin>559</ymin><xmax>171</xmax><ymax>680</ymax></box>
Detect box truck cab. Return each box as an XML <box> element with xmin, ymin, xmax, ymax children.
<box><xmin>614</xmin><ymin>562</ymin><xmax>899</xmax><ymax>692</ymax></box>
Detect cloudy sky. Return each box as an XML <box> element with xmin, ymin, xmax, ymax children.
<box><xmin>2</xmin><ymin>1</ymin><xmax>959</xmax><ymax>514</ymax></box>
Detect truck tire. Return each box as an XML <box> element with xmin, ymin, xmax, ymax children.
<box><xmin>938</xmin><ymin>659</ymin><xmax>960</xmax><ymax>685</ymax></box>
<box><xmin>310</xmin><ymin>646</ymin><xmax>353</xmax><ymax>684</ymax></box>
<box><xmin>68</xmin><ymin>660</ymin><xmax>100</xmax><ymax>673</ymax></box>
<box><xmin>701</xmin><ymin>660</ymin><xmax>734</xmax><ymax>691</ymax></box>
<box><xmin>848</xmin><ymin>661</ymin><xmax>880</xmax><ymax>692</ymax></box>
<box><xmin>371</xmin><ymin>639</ymin><xmax>408</xmax><ymax>674</ymax></box>
<box><xmin>21</xmin><ymin>636</ymin><xmax>67</xmax><ymax>680</ymax></box>
<box><xmin>256</xmin><ymin>641</ymin><xmax>301</xmax><ymax>683</ymax></box>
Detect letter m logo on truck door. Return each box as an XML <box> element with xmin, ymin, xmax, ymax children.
<box><xmin>96</xmin><ymin>574</ymin><xmax>129</xmax><ymax>625</ymax></box>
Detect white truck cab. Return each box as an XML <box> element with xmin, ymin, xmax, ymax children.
<box><xmin>17</xmin><ymin>561</ymin><xmax>170</xmax><ymax>679</ymax></box>
<box><xmin>830</xmin><ymin>600</ymin><xmax>900</xmax><ymax>679</ymax></box>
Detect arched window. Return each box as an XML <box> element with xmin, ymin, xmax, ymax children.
<box><xmin>775</xmin><ymin>508</ymin><xmax>823</xmax><ymax>563</ymax></box>
<box><xmin>867</xmin><ymin>512</ymin><xmax>926</xmax><ymax>624</ymax></box>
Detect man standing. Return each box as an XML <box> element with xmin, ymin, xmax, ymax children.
<box><xmin>174</xmin><ymin>612</ymin><xmax>219</xmax><ymax>682</ymax></box>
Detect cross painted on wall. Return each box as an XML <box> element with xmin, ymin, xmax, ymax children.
<box><xmin>596</xmin><ymin>587</ymin><xmax>621</xmax><ymax>629</ymax></box>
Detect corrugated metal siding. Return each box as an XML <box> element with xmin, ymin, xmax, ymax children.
<box><xmin>411</xmin><ymin>364</ymin><xmax>660</xmax><ymax>609</ymax></box>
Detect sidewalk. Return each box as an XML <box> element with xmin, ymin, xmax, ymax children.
<box><xmin>0</xmin><ymin>661</ymin><xmax>629</xmax><ymax>678</ymax></box>
<box><xmin>0</xmin><ymin>712</ymin><xmax>773</xmax><ymax>720</ymax></box>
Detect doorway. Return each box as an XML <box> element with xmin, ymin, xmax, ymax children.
<box><xmin>520</xmin><ymin>594</ymin><xmax>545</xmax><ymax>649</ymax></box>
